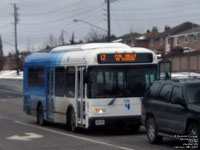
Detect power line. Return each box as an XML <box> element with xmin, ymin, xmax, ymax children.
<box><xmin>116</xmin><ymin>12</ymin><xmax>200</xmax><ymax>21</ymax></box>
<box><xmin>21</xmin><ymin>0</ymin><xmax>83</xmax><ymax>16</ymax></box>
<box><xmin>0</xmin><ymin>5</ymin><xmax>8</xmax><ymax>14</ymax></box>
<box><xmin>111</xmin><ymin>0</ymin><xmax>200</xmax><ymax>11</ymax></box>
<box><xmin>20</xmin><ymin>4</ymin><xmax>103</xmax><ymax>25</ymax></box>
<box><xmin>112</xmin><ymin>5</ymin><xmax>200</xmax><ymax>16</ymax></box>
<box><xmin>2</xmin><ymin>40</ymin><xmax>15</xmax><ymax>47</ymax></box>
<box><xmin>19</xmin><ymin>0</ymin><xmax>67</xmax><ymax>8</ymax></box>
<box><xmin>19</xmin><ymin>18</ymin><xmax>104</xmax><ymax>39</ymax></box>
<box><xmin>110</xmin><ymin>4</ymin><xmax>123</xmax><ymax>35</ymax></box>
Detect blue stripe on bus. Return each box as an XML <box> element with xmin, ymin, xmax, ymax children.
<box><xmin>24</xmin><ymin>52</ymin><xmax>67</xmax><ymax>66</ymax></box>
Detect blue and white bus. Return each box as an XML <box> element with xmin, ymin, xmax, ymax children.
<box><xmin>23</xmin><ymin>43</ymin><xmax>158</xmax><ymax>132</ymax></box>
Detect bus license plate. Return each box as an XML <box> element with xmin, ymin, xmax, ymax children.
<box><xmin>95</xmin><ymin>120</ymin><xmax>105</xmax><ymax>125</ymax></box>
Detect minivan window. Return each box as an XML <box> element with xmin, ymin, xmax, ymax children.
<box><xmin>145</xmin><ymin>82</ymin><xmax>161</xmax><ymax>99</ymax></box>
<box><xmin>158</xmin><ymin>84</ymin><xmax>172</xmax><ymax>102</ymax></box>
<box><xmin>171</xmin><ymin>86</ymin><xmax>183</xmax><ymax>103</ymax></box>
<box><xmin>186</xmin><ymin>83</ymin><xmax>200</xmax><ymax>103</ymax></box>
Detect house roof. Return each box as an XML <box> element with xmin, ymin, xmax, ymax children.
<box><xmin>118</xmin><ymin>32</ymin><xmax>141</xmax><ymax>40</ymax></box>
<box><xmin>172</xmin><ymin>26</ymin><xmax>200</xmax><ymax>36</ymax></box>
<box><xmin>136</xmin><ymin>22</ymin><xmax>199</xmax><ymax>41</ymax></box>
<box><xmin>161</xmin><ymin>22</ymin><xmax>199</xmax><ymax>37</ymax></box>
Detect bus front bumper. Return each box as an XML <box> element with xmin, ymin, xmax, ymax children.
<box><xmin>88</xmin><ymin>115</ymin><xmax>141</xmax><ymax>128</ymax></box>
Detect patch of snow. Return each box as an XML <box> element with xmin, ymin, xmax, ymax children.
<box><xmin>172</xmin><ymin>72</ymin><xmax>200</xmax><ymax>78</ymax></box>
<box><xmin>136</xmin><ymin>36</ymin><xmax>146</xmax><ymax>40</ymax></box>
<box><xmin>0</xmin><ymin>70</ymin><xmax>23</xmax><ymax>80</ymax></box>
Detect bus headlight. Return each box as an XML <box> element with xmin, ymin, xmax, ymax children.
<box><xmin>94</xmin><ymin>108</ymin><xmax>106</xmax><ymax>114</ymax></box>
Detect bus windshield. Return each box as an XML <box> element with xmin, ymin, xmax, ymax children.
<box><xmin>88</xmin><ymin>65</ymin><xmax>157</xmax><ymax>98</ymax></box>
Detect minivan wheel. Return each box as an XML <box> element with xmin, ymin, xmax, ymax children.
<box><xmin>147</xmin><ymin>117</ymin><xmax>162</xmax><ymax>144</ymax></box>
<box><xmin>37</xmin><ymin>104</ymin><xmax>46</xmax><ymax>126</ymax></box>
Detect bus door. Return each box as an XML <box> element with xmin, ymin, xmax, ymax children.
<box><xmin>76</xmin><ymin>66</ymin><xmax>86</xmax><ymax>126</ymax></box>
<box><xmin>47</xmin><ymin>67</ymin><xmax>55</xmax><ymax>120</ymax></box>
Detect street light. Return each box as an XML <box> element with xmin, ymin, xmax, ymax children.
<box><xmin>73</xmin><ymin>19</ymin><xmax>107</xmax><ymax>33</ymax></box>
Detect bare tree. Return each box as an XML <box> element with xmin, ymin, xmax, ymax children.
<box><xmin>48</xmin><ymin>34</ymin><xmax>57</xmax><ymax>47</ymax></box>
<box><xmin>70</xmin><ymin>32</ymin><xmax>75</xmax><ymax>45</ymax></box>
<box><xmin>85</xmin><ymin>28</ymin><xmax>105</xmax><ymax>42</ymax></box>
<box><xmin>59</xmin><ymin>29</ymin><xmax>67</xmax><ymax>45</ymax></box>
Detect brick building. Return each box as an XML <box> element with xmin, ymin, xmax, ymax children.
<box><xmin>134</xmin><ymin>22</ymin><xmax>199</xmax><ymax>54</ymax></box>
<box><xmin>170</xmin><ymin>26</ymin><xmax>200</xmax><ymax>50</ymax></box>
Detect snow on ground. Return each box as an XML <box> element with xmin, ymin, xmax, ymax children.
<box><xmin>0</xmin><ymin>70</ymin><xmax>23</xmax><ymax>80</ymax></box>
<box><xmin>172</xmin><ymin>72</ymin><xmax>200</xmax><ymax>78</ymax></box>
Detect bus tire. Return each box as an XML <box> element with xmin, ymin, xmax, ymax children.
<box><xmin>70</xmin><ymin>109</ymin><xmax>78</xmax><ymax>133</ymax></box>
<box><xmin>37</xmin><ymin>104</ymin><xmax>46</xmax><ymax>126</ymax></box>
<box><xmin>66</xmin><ymin>109</ymin><xmax>71</xmax><ymax>130</ymax></box>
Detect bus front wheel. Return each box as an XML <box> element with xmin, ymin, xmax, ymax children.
<box><xmin>37</xmin><ymin>104</ymin><xmax>46</xmax><ymax>126</ymax></box>
<box><xmin>70</xmin><ymin>109</ymin><xmax>78</xmax><ymax>132</ymax></box>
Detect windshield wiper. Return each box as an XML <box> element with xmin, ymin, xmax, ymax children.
<box><xmin>108</xmin><ymin>97</ymin><xmax>117</xmax><ymax>105</ymax></box>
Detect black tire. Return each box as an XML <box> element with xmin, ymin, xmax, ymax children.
<box><xmin>66</xmin><ymin>112</ymin><xmax>71</xmax><ymax>131</ymax></box>
<box><xmin>37</xmin><ymin>104</ymin><xmax>46</xmax><ymax>126</ymax></box>
<box><xmin>188</xmin><ymin>123</ymin><xmax>199</xmax><ymax>148</ymax></box>
<box><xmin>146</xmin><ymin>117</ymin><xmax>163</xmax><ymax>144</ymax></box>
<box><xmin>70</xmin><ymin>109</ymin><xmax>78</xmax><ymax>133</ymax></box>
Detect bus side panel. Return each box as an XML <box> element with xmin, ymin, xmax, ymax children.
<box><xmin>54</xmin><ymin>97</ymin><xmax>72</xmax><ymax>123</ymax></box>
<box><xmin>23</xmin><ymin>66</ymin><xmax>47</xmax><ymax>118</ymax></box>
<box><xmin>28</xmin><ymin>87</ymin><xmax>47</xmax><ymax>117</ymax></box>
<box><xmin>23</xmin><ymin>66</ymin><xmax>31</xmax><ymax>115</ymax></box>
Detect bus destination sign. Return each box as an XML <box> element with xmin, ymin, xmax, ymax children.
<box><xmin>97</xmin><ymin>53</ymin><xmax>153</xmax><ymax>64</ymax></box>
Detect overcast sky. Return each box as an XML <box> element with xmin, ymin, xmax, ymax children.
<box><xmin>0</xmin><ymin>0</ymin><xmax>200</xmax><ymax>55</ymax></box>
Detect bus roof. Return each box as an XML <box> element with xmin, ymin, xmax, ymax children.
<box><xmin>51</xmin><ymin>43</ymin><xmax>130</xmax><ymax>53</ymax></box>
<box><xmin>24</xmin><ymin>43</ymin><xmax>158</xmax><ymax>66</ymax></box>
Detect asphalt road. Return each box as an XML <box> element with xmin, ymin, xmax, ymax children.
<box><xmin>0</xmin><ymin>79</ymin><xmax>182</xmax><ymax>150</ymax></box>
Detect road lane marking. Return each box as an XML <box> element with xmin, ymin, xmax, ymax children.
<box><xmin>15</xmin><ymin>121</ymin><xmax>135</xmax><ymax>150</ymax></box>
<box><xmin>7</xmin><ymin>133</ymin><xmax>43</xmax><ymax>141</ymax></box>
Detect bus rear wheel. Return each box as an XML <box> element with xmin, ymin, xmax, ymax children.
<box><xmin>37</xmin><ymin>104</ymin><xmax>46</xmax><ymax>126</ymax></box>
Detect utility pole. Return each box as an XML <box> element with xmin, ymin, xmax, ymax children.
<box><xmin>107</xmin><ymin>0</ymin><xmax>111</xmax><ymax>42</ymax></box>
<box><xmin>13</xmin><ymin>3</ymin><xmax>20</xmax><ymax>75</ymax></box>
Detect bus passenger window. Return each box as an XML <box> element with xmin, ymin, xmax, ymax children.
<box><xmin>55</xmin><ymin>67</ymin><xmax>65</xmax><ymax>97</ymax></box>
<box><xmin>28</xmin><ymin>67</ymin><xmax>44</xmax><ymax>87</ymax></box>
<box><xmin>66</xmin><ymin>67</ymin><xmax>75</xmax><ymax>98</ymax></box>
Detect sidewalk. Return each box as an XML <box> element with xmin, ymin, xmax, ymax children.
<box><xmin>0</xmin><ymin>70</ymin><xmax>23</xmax><ymax>80</ymax></box>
